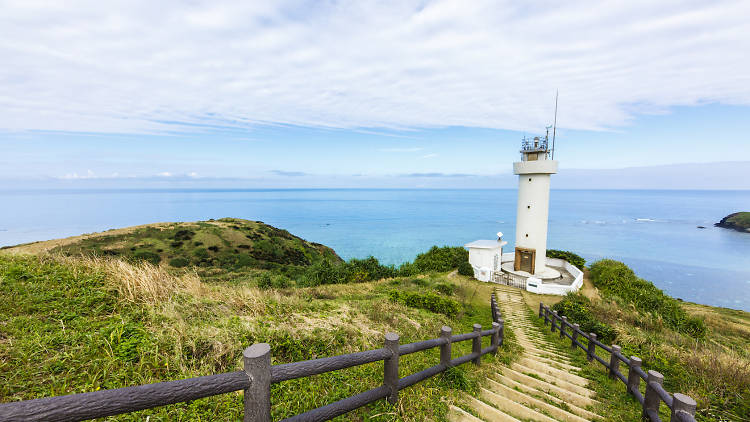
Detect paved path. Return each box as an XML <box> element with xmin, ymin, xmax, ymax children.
<box><xmin>449</xmin><ymin>286</ymin><xmax>603</xmax><ymax>422</ymax></box>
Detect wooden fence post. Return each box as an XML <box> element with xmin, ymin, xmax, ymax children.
<box><xmin>539</xmin><ymin>302</ymin><xmax>544</xmax><ymax>318</ymax></box>
<box><xmin>243</xmin><ymin>343</ymin><xmax>272</xmax><ymax>422</ymax></box>
<box><xmin>642</xmin><ymin>370</ymin><xmax>664</xmax><ymax>420</ymax></box>
<box><xmin>627</xmin><ymin>356</ymin><xmax>642</xmax><ymax>396</ymax></box>
<box><xmin>543</xmin><ymin>307</ymin><xmax>549</xmax><ymax>325</ymax></box>
<box><xmin>440</xmin><ymin>326</ymin><xmax>452</xmax><ymax>367</ymax></box>
<box><xmin>491</xmin><ymin>322</ymin><xmax>500</xmax><ymax>353</ymax></box>
<box><xmin>472</xmin><ymin>324</ymin><xmax>482</xmax><ymax>366</ymax></box>
<box><xmin>608</xmin><ymin>345</ymin><xmax>621</xmax><ymax>379</ymax></box>
<box><xmin>671</xmin><ymin>393</ymin><xmax>697</xmax><ymax>420</ymax></box>
<box><xmin>571</xmin><ymin>323</ymin><xmax>580</xmax><ymax>349</ymax></box>
<box><xmin>384</xmin><ymin>333</ymin><xmax>399</xmax><ymax>404</ymax></box>
<box><xmin>550</xmin><ymin>311</ymin><xmax>557</xmax><ymax>333</ymax></box>
<box><xmin>587</xmin><ymin>333</ymin><xmax>597</xmax><ymax>362</ymax></box>
<box><xmin>560</xmin><ymin>316</ymin><xmax>567</xmax><ymax>339</ymax></box>
<box><xmin>498</xmin><ymin>318</ymin><xmax>504</xmax><ymax>347</ymax></box>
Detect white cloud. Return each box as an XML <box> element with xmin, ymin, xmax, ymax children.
<box><xmin>421</xmin><ymin>153</ymin><xmax>439</xmax><ymax>159</ymax></box>
<box><xmin>1</xmin><ymin>0</ymin><xmax>749</xmax><ymax>134</ymax></box>
<box><xmin>379</xmin><ymin>147</ymin><xmax>423</xmax><ymax>152</ymax></box>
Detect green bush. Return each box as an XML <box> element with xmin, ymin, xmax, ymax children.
<box><xmin>168</xmin><ymin>257</ymin><xmax>190</xmax><ymax>268</ymax></box>
<box><xmin>344</xmin><ymin>256</ymin><xmax>395</xmax><ymax>282</ymax></box>
<box><xmin>589</xmin><ymin>259</ymin><xmax>706</xmax><ymax>339</ymax></box>
<box><xmin>552</xmin><ymin>292</ymin><xmax>616</xmax><ymax>343</ymax></box>
<box><xmin>412</xmin><ymin>246</ymin><xmax>469</xmax><ymax>273</ymax></box>
<box><xmin>546</xmin><ymin>249</ymin><xmax>586</xmax><ymax>270</ymax></box>
<box><xmin>457</xmin><ymin>260</ymin><xmax>474</xmax><ymax>276</ymax></box>
<box><xmin>434</xmin><ymin>282</ymin><xmax>456</xmax><ymax>296</ymax></box>
<box><xmin>132</xmin><ymin>250</ymin><xmax>161</xmax><ymax>265</ymax></box>
<box><xmin>257</xmin><ymin>273</ymin><xmax>292</xmax><ymax>289</ymax></box>
<box><xmin>389</xmin><ymin>290</ymin><xmax>461</xmax><ymax>316</ymax></box>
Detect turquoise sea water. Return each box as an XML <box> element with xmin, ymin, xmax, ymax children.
<box><xmin>1</xmin><ymin>188</ymin><xmax>749</xmax><ymax>311</ymax></box>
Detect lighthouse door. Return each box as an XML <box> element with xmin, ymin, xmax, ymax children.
<box><xmin>514</xmin><ymin>247</ymin><xmax>536</xmax><ymax>274</ymax></box>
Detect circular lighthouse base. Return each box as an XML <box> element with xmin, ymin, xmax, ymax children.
<box><xmin>500</xmin><ymin>262</ymin><xmax>562</xmax><ymax>280</ymax></box>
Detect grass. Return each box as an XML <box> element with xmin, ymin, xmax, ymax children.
<box><xmin>0</xmin><ymin>253</ymin><xmax>514</xmax><ymax>421</ymax></box>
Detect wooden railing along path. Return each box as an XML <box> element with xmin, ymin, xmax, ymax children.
<box><xmin>0</xmin><ymin>293</ymin><xmax>504</xmax><ymax>422</ymax></box>
<box><xmin>539</xmin><ymin>303</ymin><xmax>698</xmax><ymax>422</ymax></box>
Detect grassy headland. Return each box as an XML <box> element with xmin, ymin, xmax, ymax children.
<box><xmin>715</xmin><ymin>211</ymin><xmax>750</xmax><ymax>233</ymax></box>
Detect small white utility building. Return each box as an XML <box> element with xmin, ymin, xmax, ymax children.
<box><xmin>465</xmin><ymin>233</ymin><xmax>507</xmax><ymax>282</ymax></box>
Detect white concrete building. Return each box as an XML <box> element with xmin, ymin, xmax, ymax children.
<box><xmin>465</xmin><ymin>233</ymin><xmax>507</xmax><ymax>282</ymax></box>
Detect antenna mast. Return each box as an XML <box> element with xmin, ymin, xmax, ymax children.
<box><xmin>552</xmin><ymin>90</ymin><xmax>558</xmax><ymax>160</ymax></box>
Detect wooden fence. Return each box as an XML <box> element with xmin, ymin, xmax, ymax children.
<box><xmin>0</xmin><ymin>293</ymin><xmax>504</xmax><ymax>422</ymax></box>
<box><xmin>538</xmin><ymin>303</ymin><xmax>698</xmax><ymax>422</ymax></box>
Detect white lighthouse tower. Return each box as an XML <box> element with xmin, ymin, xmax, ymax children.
<box><xmin>511</xmin><ymin>132</ymin><xmax>558</xmax><ymax>276</ymax></box>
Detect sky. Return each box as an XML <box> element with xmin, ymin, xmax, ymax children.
<box><xmin>1</xmin><ymin>0</ymin><xmax>749</xmax><ymax>189</ymax></box>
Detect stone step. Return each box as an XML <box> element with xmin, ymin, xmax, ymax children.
<box><xmin>518</xmin><ymin>357</ymin><xmax>589</xmax><ymax>386</ymax></box>
<box><xmin>488</xmin><ymin>376</ymin><xmax>601</xmax><ymax>421</ymax></box>
<box><xmin>464</xmin><ymin>394</ymin><xmax>522</xmax><ymax>422</ymax></box>
<box><xmin>525</xmin><ymin>352</ymin><xmax>582</xmax><ymax>372</ymax></box>
<box><xmin>499</xmin><ymin>367</ymin><xmax>598</xmax><ymax>408</ymax></box>
<box><xmin>448</xmin><ymin>405</ymin><xmax>485</xmax><ymax>422</ymax></box>
<box><xmin>480</xmin><ymin>388</ymin><xmax>558</xmax><ymax>422</ymax></box>
<box><xmin>482</xmin><ymin>380</ymin><xmax>592</xmax><ymax>422</ymax></box>
<box><xmin>510</xmin><ymin>362</ymin><xmax>596</xmax><ymax>398</ymax></box>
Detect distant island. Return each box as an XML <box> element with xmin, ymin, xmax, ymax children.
<box><xmin>715</xmin><ymin>212</ymin><xmax>750</xmax><ymax>233</ymax></box>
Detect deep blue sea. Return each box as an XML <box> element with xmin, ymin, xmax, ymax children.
<box><xmin>1</xmin><ymin>189</ymin><xmax>749</xmax><ymax>311</ymax></box>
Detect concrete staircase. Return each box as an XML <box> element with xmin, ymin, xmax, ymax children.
<box><xmin>449</xmin><ymin>286</ymin><xmax>603</xmax><ymax>422</ymax></box>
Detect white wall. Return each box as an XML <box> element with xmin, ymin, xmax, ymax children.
<box><xmin>514</xmin><ymin>172</ymin><xmax>552</xmax><ymax>273</ymax></box>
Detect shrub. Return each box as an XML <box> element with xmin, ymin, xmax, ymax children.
<box><xmin>168</xmin><ymin>257</ymin><xmax>190</xmax><ymax>268</ymax></box>
<box><xmin>412</xmin><ymin>246</ymin><xmax>469</xmax><ymax>273</ymax></box>
<box><xmin>257</xmin><ymin>273</ymin><xmax>291</xmax><ymax>289</ymax></box>
<box><xmin>546</xmin><ymin>249</ymin><xmax>586</xmax><ymax>270</ymax></box>
<box><xmin>457</xmin><ymin>260</ymin><xmax>474</xmax><ymax>276</ymax></box>
<box><xmin>389</xmin><ymin>290</ymin><xmax>461</xmax><ymax>316</ymax></box>
<box><xmin>345</xmin><ymin>256</ymin><xmax>395</xmax><ymax>282</ymax></box>
<box><xmin>552</xmin><ymin>292</ymin><xmax>616</xmax><ymax>343</ymax></box>
<box><xmin>132</xmin><ymin>250</ymin><xmax>161</xmax><ymax>265</ymax></box>
<box><xmin>434</xmin><ymin>283</ymin><xmax>456</xmax><ymax>296</ymax></box>
<box><xmin>589</xmin><ymin>259</ymin><xmax>706</xmax><ymax>339</ymax></box>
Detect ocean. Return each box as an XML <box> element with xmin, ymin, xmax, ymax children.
<box><xmin>1</xmin><ymin>188</ymin><xmax>749</xmax><ymax>311</ymax></box>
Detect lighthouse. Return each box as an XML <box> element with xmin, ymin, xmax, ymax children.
<box><xmin>512</xmin><ymin>132</ymin><xmax>558</xmax><ymax>276</ymax></box>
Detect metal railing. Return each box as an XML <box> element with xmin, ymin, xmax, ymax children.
<box><xmin>493</xmin><ymin>270</ymin><xmax>527</xmax><ymax>289</ymax></box>
<box><xmin>539</xmin><ymin>303</ymin><xmax>698</xmax><ymax>422</ymax></box>
<box><xmin>0</xmin><ymin>294</ymin><xmax>504</xmax><ymax>422</ymax></box>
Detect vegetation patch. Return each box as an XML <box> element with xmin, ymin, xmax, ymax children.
<box><xmin>589</xmin><ymin>259</ymin><xmax>706</xmax><ymax>338</ymax></box>
<box><xmin>545</xmin><ymin>249</ymin><xmax>586</xmax><ymax>270</ymax></box>
<box><xmin>389</xmin><ymin>290</ymin><xmax>461</xmax><ymax>316</ymax></box>
<box><xmin>551</xmin><ymin>292</ymin><xmax>616</xmax><ymax>343</ymax></box>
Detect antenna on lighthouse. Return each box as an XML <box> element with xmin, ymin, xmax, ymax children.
<box><xmin>552</xmin><ymin>90</ymin><xmax>558</xmax><ymax>160</ymax></box>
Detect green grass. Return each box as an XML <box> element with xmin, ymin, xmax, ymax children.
<box><xmin>0</xmin><ymin>253</ymin><xmax>513</xmax><ymax>421</ymax></box>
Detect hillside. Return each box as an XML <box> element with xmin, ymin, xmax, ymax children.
<box><xmin>3</xmin><ymin>218</ymin><xmax>341</xmax><ymax>281</ymax></box>
<box><xmin>0</xmin><ymin>222</ymin><xmax>513</xmax><ymax>421</ymax></box>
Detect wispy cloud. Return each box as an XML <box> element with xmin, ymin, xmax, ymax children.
<box><xmin>378</xmin><ymin>147</ymin><xmax>423</xmax><ymax>153</ymax></box>
<box><xmin>420</xmin><ymin>153</ymin><xmax>438</xmax><ymax>159</ymax></box>
<box><xmin>1</xmin><ymin>1</ymin><xmax>748</xmax><ymax>134</ymax></box>
<box><xmin>403</xmin><ymin>172</ymin><xmax>474</xmax><ymax>178</ymax></box>
<box><xmin>270</xmin><ymin>170</ymin><xmax>308</xmax><ymax>177</ymax></box>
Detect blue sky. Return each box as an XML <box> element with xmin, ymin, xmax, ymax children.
<box><xmin>1</xmin><ymin>1</ymin><xmax>749</xmax><ymax>189</ymax></box>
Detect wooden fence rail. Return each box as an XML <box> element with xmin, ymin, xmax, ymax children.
<box><xmin>538</xmin><ymin>303</ymin><xmax>698</xmax><ymax>422</ymax></box>
<box><xmin>0</xmin><ymin>293</ymin><xmax>504</xmax><ymax>422</ymax></box>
